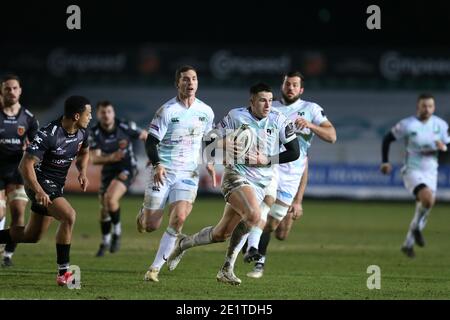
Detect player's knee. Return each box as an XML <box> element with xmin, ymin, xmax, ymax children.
<box><xmin>276</xmin><ymin>225</ymin><xmax>292</xmax><ymax>240</ymax></box>
<box><xmin>419</xmin><ymin>191</ymin><xmax>435</xmax><ymax>208</ymax></box>
<box><xmin>145</xmin><ymin>220</ymin><xmax>161</xmax><ymax>233</ymax></box>
<box><xmin>244</xmin><ymin>207</ymin><xmax>261</xmax><ymax>227</ymax></box>
<box><xmin>275</xmin><ymin>231</ymin><xmax>287</xmax><ymax>241</ymax></box>
<box><xmin>421</xmin><ymin>197</ymin><xmax>434</xmax><ymax>209</ymax></box>
<box><xmin>62</xmin><ymin>208</ymin><xmax>77</xmax><ymax>227</ymax></box>
<box><xmin>212</xmin><ymin>230</ymin><xmax>228</xmax><ymax>242</ymax></box>
<box><xmin>104</xmin><ymin>192</ymin><xmax>117</xmax><ymax>210</ymax></box>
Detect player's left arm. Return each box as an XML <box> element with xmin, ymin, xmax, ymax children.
<box><xmin>27</xmin><ymin>116</ymin><xmax>39</xmax><ymax>140</ymax></box>
<box><xmin>435</xmin><ymin>121</ymin><xmax>450</xmax><ymax>152</ymax></box>
<box><xmin>76</xmin><ymin>147</ymin><xmax>89</xmax><ymax>191</ymax></box>
<box><xmin>295</xmin><ymin>105</ymin><xmax>337</xmax><ymax>143</ymax></box>
<box><xmin>296</xmin><ymin>119</ymin><xmax>337</xmax><ymax>144</ymax></box>
<box><xmin>138</xmin><ymin>130</ymin><xmax>148</xmax><ymax>141</ymax></box>
<box><xmin>76</xmin><ymin>136</ymin><xmax>90</xmax><ymax>192</ymax></box>
<box><xmin>24</xmin><ymin>116</ymin><xmax>40</xmax><ymax>150</ymax></box>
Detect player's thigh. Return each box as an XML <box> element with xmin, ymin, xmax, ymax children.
<box><xmin>403</xmin><ymin>169</ymin><xmax>436</xmax><ymax>197</ymax></box>
<box><xmin>275</xmin><ymin>179</ymin><xmax>299</xmax><ymax>209</ymax></box>
<box><xmin>105</xmin><ymin>179</ymin><xmax>128</xmax><ymax>202</ymax></box>
<box><xmin>143</xmin><ymin>208</ymin><xmax>165</xmax><ymax>230</ymax></box>
<box><xmin>0</xmin><ymin>189</ymin><xmax>6</xmax><ymax>219</ymax></box>
<box><xmin>227</xmin><ymin>185</ymin><xmax>261</xmax><ymax>222</ymax></box>
<box><xmin>169</xmin><ymin>170</ymin><xmax>199</xmax><ymax>205</ymax></box>
<box><xmin>168</xmin><ymin>200</ymin><xmax>193</xmax><ymax>224</ymax></box>
<box><xmin>167</xmin><ymin>170</ymin><xmax>199</xmax><ymax>214</ymax></box>
<box><xmin>264</xmin><ymin>169</ymin><xmax>278</xmax><ymax>205</ymax></box>
<box><xmin>142</xmin><ymin>167</ymin><xmax>172</xmax><ymax>211</ymax></box>
<box><xmin>48</xmin><ymin>197</ymin><xmax>77</xmax><ymax>224</ymax></box>
<box><xmin>415</xmin><ymin>185</ymin><xmax>435</xmax><ymax>207</ymax></box>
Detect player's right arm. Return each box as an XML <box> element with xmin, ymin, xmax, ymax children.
<box><xmin>88</xmin><ymin>130</ymin><xmax>124</xmax><ymax>165</ymax></box>
<box><xmin>19</xmin><ymin>129</ymin><xmax>53</xmax><ymax>207</ymax></box>
<box><xmin>146</xmin><ymin>106</ymin><xmax>170</xmax><ymax>186</ymax></box>
<box><xmin>145</xmin><ymin>134</ymin><xmax>166</xmax><ymax>186</ymax></box>
<box><xmin>380</xmin><ymin>120</ymin><xmax>404</xmax><ymax>175</ymax></box>
<box><xmin>380</xmin><ymin>132</ymin><xmax>397</xmax><ymax>174</ymax></box>
<box><xmin>19</xmin><ymin>153</ymin><xmax>51</xmax><ymax>207</ymax></box>
<box><xmin>89</xmin><ymin>149</ymin><xmax>124</xmax><ymax>165</ymax></box>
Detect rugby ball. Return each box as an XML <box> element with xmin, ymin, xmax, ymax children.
<box><xmin>228</xmin><ymin>125</ymin><xmax>255</xmax><ymax>160</ymax></box>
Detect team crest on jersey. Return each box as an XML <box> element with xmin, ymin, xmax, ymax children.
<box><xmin>118</xmin><ymin>139</ymin><xmax>128</xmax><ymax>149</ymax></box>
<box><xmin>17</xmin><ymin>126</ymin><xmax>26</xmax><ymax>136</ymax></box>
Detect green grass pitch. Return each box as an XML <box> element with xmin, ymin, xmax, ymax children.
<box><xmin>1</xmin><ymin>195</ymin><xmax>449</xmax><ymax>299</ymax></box>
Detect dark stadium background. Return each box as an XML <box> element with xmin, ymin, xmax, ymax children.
<box><xmin>1</xmin><ymin>0</ymin><xmax>450</xmax><ymax>303</ymax></box>
<box><xmin>2</xmin><ymin>0</ymin><xmax>450</xmax><ymax>199</ymax></box>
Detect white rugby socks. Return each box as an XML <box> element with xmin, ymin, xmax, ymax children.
<box><xmin>151</xmin><ymin>226</ymin><xmax>178</xmax><ymax>270</ymax></box>
<box><xmin>404</xmin><ymin>202</ymin><xmax>432</xmax><ymax>247</ymax></box>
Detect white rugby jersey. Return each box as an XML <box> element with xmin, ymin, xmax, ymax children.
<box><xmin>391</xmin><ymin>115</ymin><xmax>449</xmax><ymax>172</ymax></box>
<box><xmin>272</xmin><ymin>99</ymin><xmax>328</xmax><ymax>176</ymax></box>
<box><xmin>148</xmin><ymin>97</ymin><xmax>214</xmax><ymax>171</ymax></box>
<box><xmin>216</xmin><ymin>107</ymin><xmax>296</xmax><ymax>189</ymax></box>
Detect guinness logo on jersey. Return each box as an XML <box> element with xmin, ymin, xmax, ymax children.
<box><xmin>119</xmin><ymin>139</ymin><xmax>128</xmax><ymax>149</ymax></box>
<box><xmin>17</xmin><ymin>126</ymin><xmax>26</xmax><ymax>136</ymax></box>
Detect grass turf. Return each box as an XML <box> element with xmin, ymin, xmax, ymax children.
<box><xmin>0</xmin><ymin>195</ymin><xmax>449</xmax><ymax>299</ymax></box>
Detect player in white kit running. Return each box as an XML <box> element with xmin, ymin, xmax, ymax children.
<box><xmin>238</xmin><ymin>71</ymin><xmax>337</xmax><ymax>279</ymax></box>
<box><xmin>381</xmin><ymin>93</ymin><xmax>449</xmax><ymax>258</ymax></box>
<box><xmin>136</xmin><ymin>66</ymin><xmax>215</xmax><ymax>282</ymax></box>
<box><xmin>166</xmin><ymin>82</ymin><xmax>300</xmax><ymax>285</ymax></box>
